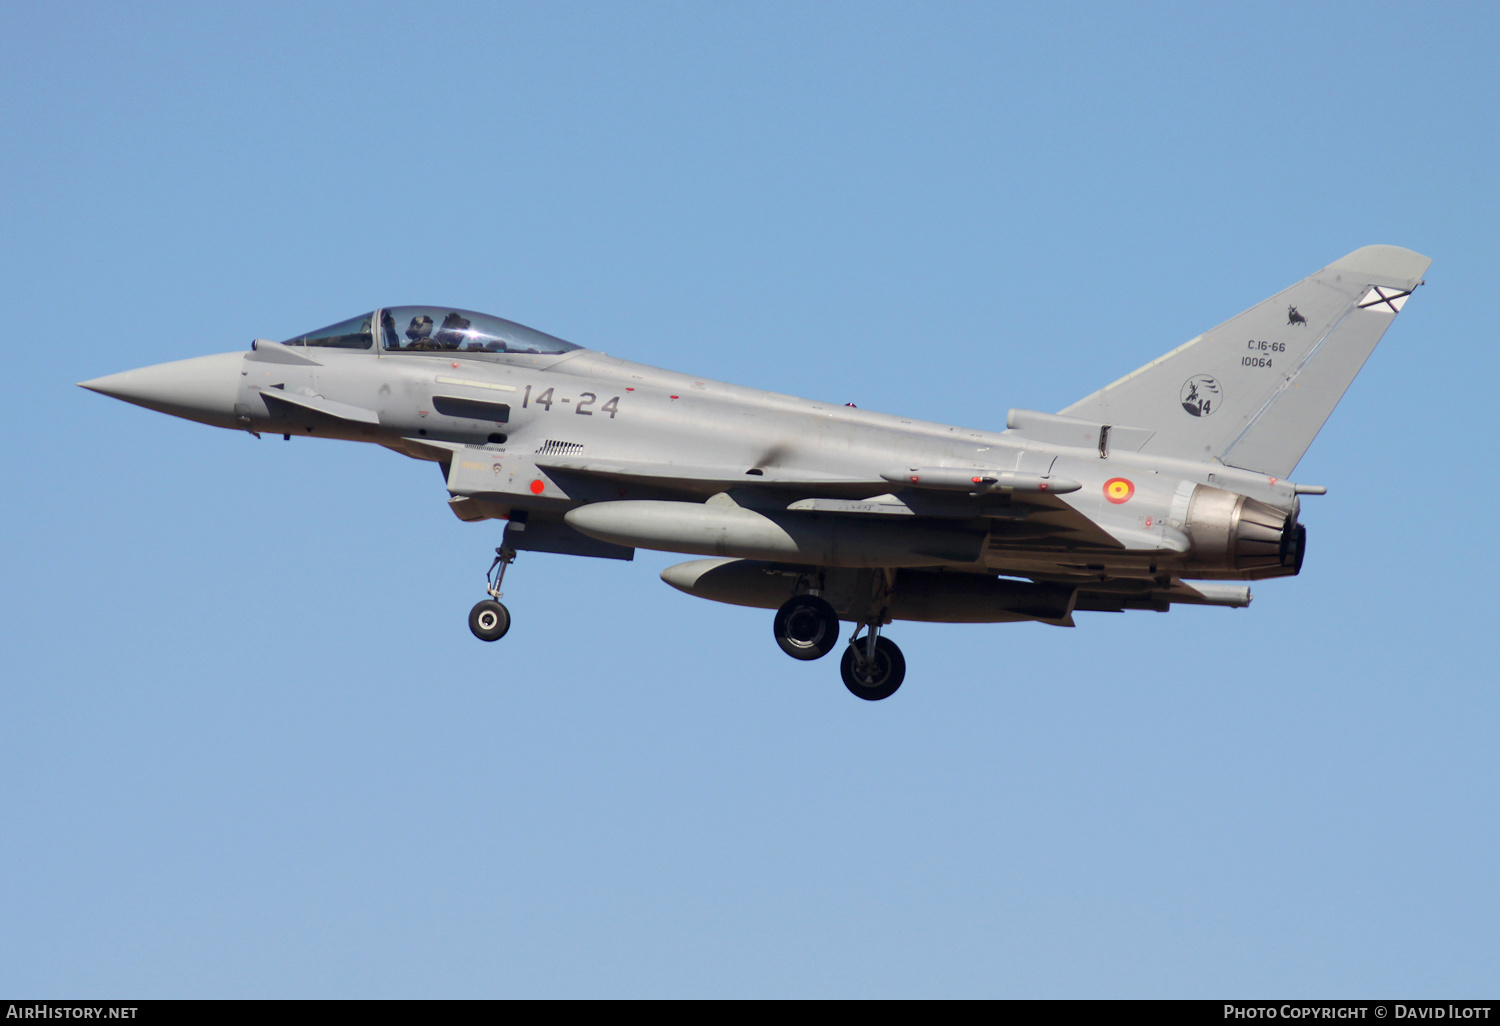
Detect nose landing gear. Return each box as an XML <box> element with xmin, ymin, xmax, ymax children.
<box><xmin>468</xmin><ymin>546</ymin><xmax>515</xmax><ymax>642</ymax></box>
<box><xmin>469</xmin><ymin>600</ymin><xmax>510</xmax><ymax>641</ymax></box>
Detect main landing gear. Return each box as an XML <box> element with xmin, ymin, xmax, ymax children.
<box><xmin>773</xmin><ymin>594</ymin><xmax>841</xmax><ymax>660</ymax></box>
<box><xmin>468</xmin><ymin>546</ymin><xmax>515</xmax><ymax>642</ymax></box>
<box><xmin>771</xmin><ymin>573</ymin><xmax>907</xmax><ymax>701</ymax></box>
<box><xmin>839</xmin><ymin>626</ymin><xmax>905</xmax><ymax>701</ymax></box>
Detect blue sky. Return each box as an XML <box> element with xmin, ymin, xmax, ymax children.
<box><xmin>2</xmin><ymin>1</ymin><xmax>1496</xmax><ymax>997</ymax></box>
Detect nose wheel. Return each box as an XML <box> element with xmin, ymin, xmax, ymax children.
<box><xmin>468</xmin><ymin>546</ymin><xmax>516</xmax><ymax>642</ymax></box>
<box><xmin>469</xmin><ymin>600</ymin><xmax>510</xmax><ymax>641</ymax></box>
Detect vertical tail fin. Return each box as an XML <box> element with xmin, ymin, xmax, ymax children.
<box><xmin>1060</xmin><ymin>245</ymin><xmax>1431</xmax><ymax>478</ymax></box>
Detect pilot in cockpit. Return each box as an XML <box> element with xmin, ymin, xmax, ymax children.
<box><xmin>405</xmin><ymin>314</ymin><xmax>436</xmax><ymax>350</ymax></box>
<box><xmin>435</xmin><ymin>311</ymin><xmax>472</xmax><ymax>350</ymax></box>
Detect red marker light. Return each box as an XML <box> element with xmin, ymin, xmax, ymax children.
<box><xmin>626</xmin><ymin>387</ymin><xmax>635</xmax><ymax>391</ymax></box>
<box><xmin>669</xmin><ymin>395</ymin><xmax>679</xmax><ymax>400</ymax></box>
<box><xmin>529</xmin><ymin>479</ymin><xmax>545</xmax><ymax>495</ymax></box>
<box><xmin>972</xmin><ymin>476</ymin><xmax>982</xmax><ymax>484</ymax></box>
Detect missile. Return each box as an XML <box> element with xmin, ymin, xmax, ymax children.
<box><xmin>881</xmin><ymin>468</ymin><xmax>1081</xmax><ymax>494</ymax></box>
<box><xmin>565</xmin><ymin>499</ymin><xmax>986</xmax><ymax>568</ymax></box>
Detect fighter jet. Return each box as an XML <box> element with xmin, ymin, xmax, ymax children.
<box><xmin>80</xmin><ymin>245</ymin><xmax>1429</xmax><ymax>700</ymax></box>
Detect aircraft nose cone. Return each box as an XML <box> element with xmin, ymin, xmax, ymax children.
<box><xmin>80</xmin><ymin>351</ymin><xmax>245</xmax><ymax>429</ymax></box>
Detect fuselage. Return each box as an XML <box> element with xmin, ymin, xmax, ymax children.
<box><xmin>85</xmin><ymin>331</ymin><xmax>1304</xmax><ymax>584</ymax></box>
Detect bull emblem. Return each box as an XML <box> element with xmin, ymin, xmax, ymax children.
<box><xmin>1287</xmin><ymin>305</ymin><xmax>1308</xmax><ymax>326</ymax></box>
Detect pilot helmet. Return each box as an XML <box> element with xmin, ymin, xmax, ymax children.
<box><xmin>405</xmin><ymin>314</ymin><xmax>433</xmax><ymax>341</ymax></box>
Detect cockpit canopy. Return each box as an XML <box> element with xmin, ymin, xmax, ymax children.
<box><xmin>281</xmin><ymin>307</ymin><xmax>582</xmax><ymax>356</ymax></box>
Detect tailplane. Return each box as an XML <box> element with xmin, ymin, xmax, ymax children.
<box><xmin>1060</xmin><ymin>245</ymin><xmax>1431</xmax><ymax>478</ymax></box>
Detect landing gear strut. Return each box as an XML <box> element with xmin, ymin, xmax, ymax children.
<box><xmin>468</xmin><ymin>546</ymin><xmax>515</xmax><ymax>642</ymax></box>
<box><xmin>840</xmin><ymin>625</ymin><xmax>905</xmax><ymax>701</ymax></box>
<box><xmin>773</xmin><ymin>594</ymin><xmax>840</xmax><ymax>660</ymax></box>
<box><xmin>773</xmin><ymin>569</ymin><xmax>908</xmax><ymax>699</ymax></box>
<box><xmin>839</xmin><ymin>568</ymin><xmax>905</xmax><ymax>700</ymax></box>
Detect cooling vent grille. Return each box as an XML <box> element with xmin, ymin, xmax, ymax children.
<box><xmin>536</xmin><ymin>439</ymin><xmax>584</xmax><ymax>456</ymax></box>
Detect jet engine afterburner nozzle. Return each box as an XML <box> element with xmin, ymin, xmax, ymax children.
<box><xmin>1184</xmin><ymin>485</ymin><xmax>1306</xmax><ymax>579</ymax></box>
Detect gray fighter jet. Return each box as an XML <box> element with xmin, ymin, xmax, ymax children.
<box><xmin>80</xmin><ymin>245</ymin><xmax>1429</xmax><ymax>700</ymax></box>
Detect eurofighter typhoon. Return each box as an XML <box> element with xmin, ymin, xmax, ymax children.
<box><xmin>81</xmin><ymin>246</ymin><xmax>1429</xmax><ymax>699</ymax></box>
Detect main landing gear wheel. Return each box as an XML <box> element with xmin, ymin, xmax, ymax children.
<box><xmin>773</xmin><ymin>594</ymin><xmax>841</xmax><ymax>660</ymax></box>
<box><xmin>469</xmin><ymin>600</ymin><xmax>511</xmax><ymax>642</ymax></box>
<box><xmin>840</xmin><ymin>635</ymin><xmax>905</xmax><ymax>701</ymax></box>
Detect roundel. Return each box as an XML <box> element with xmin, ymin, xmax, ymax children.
<box><xmin>1103</xmin><ymin>477</ymin><xmax>1135</xmax><ymax>504</ymax></box>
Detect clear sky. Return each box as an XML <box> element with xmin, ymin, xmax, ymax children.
<box><xmin>2</xmin><ymin>0</ymin><xmax>1496</xmax><ymax>998</ymax></box>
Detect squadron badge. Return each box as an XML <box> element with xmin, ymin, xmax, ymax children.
<box><xmin>1180</xmin><ymin>374</ymin><xmax>1222</xmax><ymax>417</ymax></box>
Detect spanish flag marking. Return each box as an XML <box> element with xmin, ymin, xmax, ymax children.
<box><xmin>1104</xmin><ymin>477</ymin><xmax>1134</xmax><ymax>504</ymax></box>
